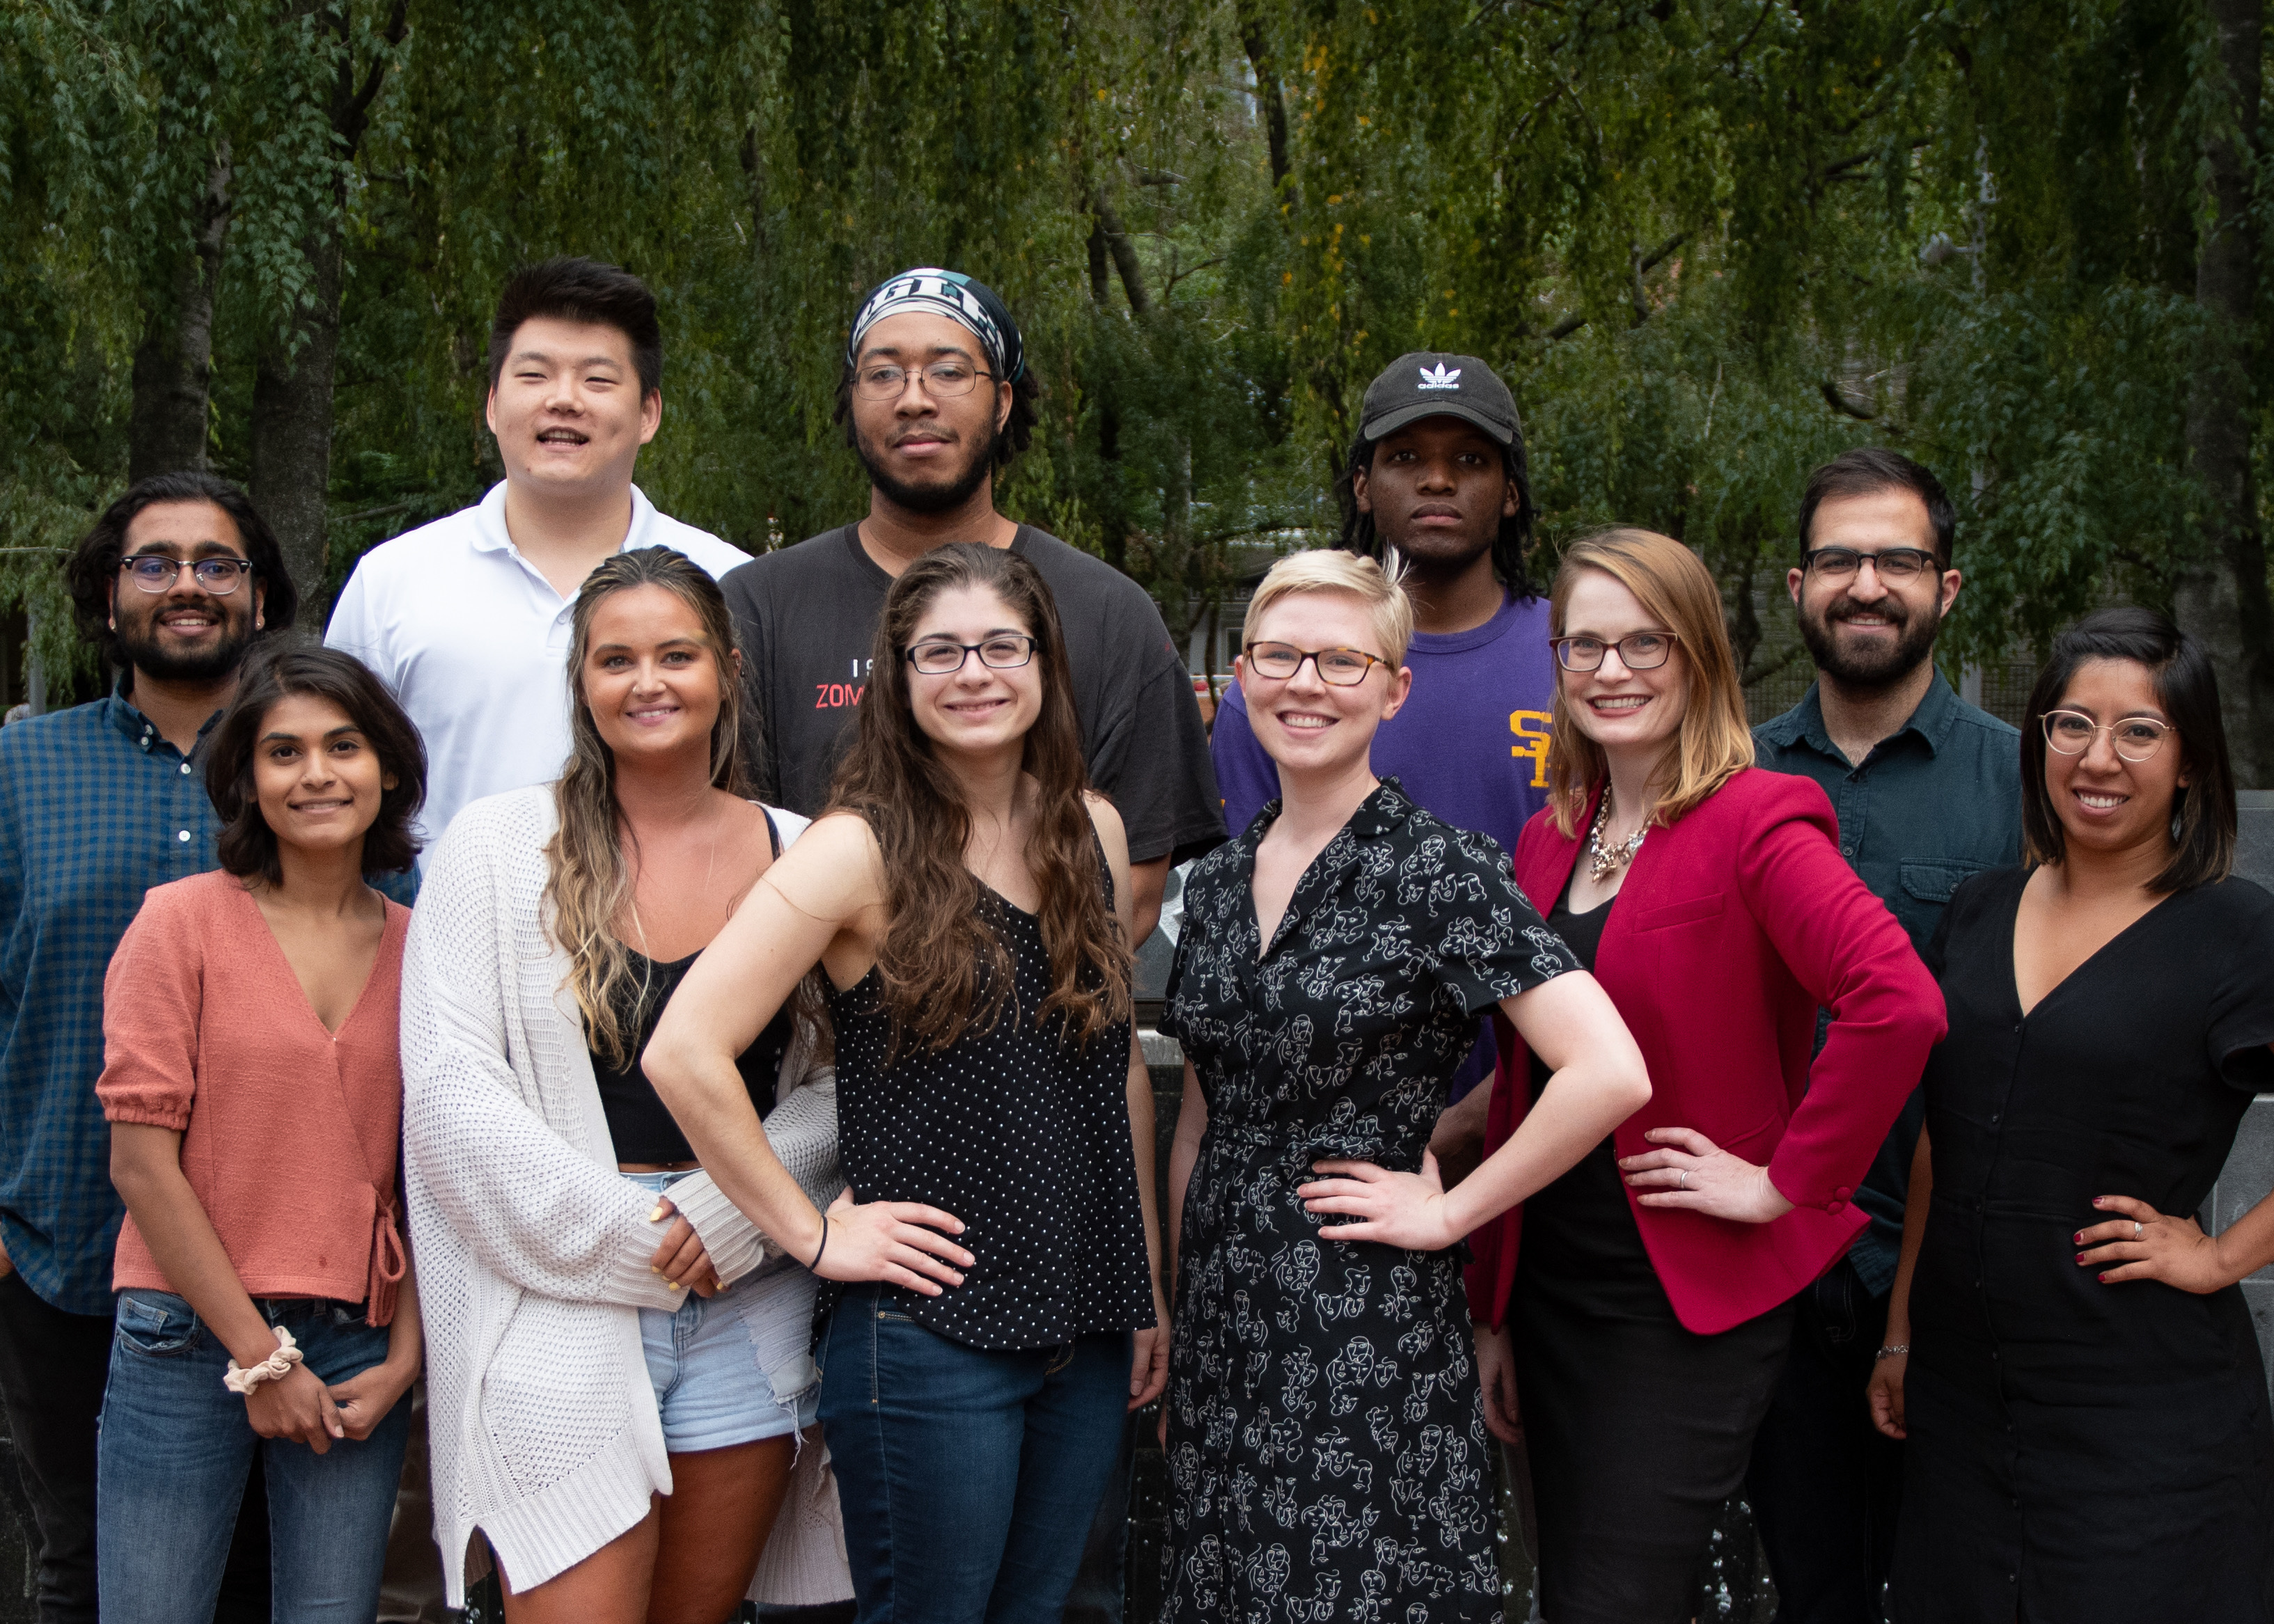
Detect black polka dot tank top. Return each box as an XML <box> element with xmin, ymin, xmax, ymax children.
<box><xmin>827</xmin><ymin>883</ymin><xmax>1156</xmax><ymax>1351</ymax></box>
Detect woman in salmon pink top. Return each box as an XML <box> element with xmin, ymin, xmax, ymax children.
<box><xmin>1458</xmin><ymin>529</ymin><xmax>1946</xmax><ymax>1623</ymax></box>
<box><xmin>94</xmin><ymin>646</ymin><xmax>428</xmax><ymax>1624</ymax></box>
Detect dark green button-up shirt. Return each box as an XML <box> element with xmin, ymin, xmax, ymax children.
<box><xmin>1754</xmin><ymin>672</ymin><xmax>2023</xmax><ymax>1293</ymax></box>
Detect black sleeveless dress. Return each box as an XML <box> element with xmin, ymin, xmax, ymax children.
<box><xmin>826</xmin><ymin>880</ymin><xmax>1154</xmax><ymax>1351</ymax></box>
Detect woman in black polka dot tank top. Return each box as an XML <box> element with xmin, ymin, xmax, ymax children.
<box><xmin>650</xmin><ymin>543</ymin><xmax>1165</xmax><ymax>1624</ymax></box>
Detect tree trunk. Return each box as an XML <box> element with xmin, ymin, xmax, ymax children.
<box><xmin>249</xmin><ymin>220</ymin><xmax>344</xmax><ymax>624</ymax></box>
<box><xmin>1087</xmin><ymin>218</ymin><xmax>1112</xmax><ymax>306</ymax></box>
<box><xmin>246</xmin><ymin>0</ymin><xmax>407</xmax><ymax>627</ymax></box>
<box><xmin>129</xmin><ymin>148</ymin><xmax>231</xmax><ymax>484</ymax></box>
<box><xmin>1234</xmin><ymin>0</ymin><xmax>1291</xmax><ymax>194</ymax></box>
<box><xmin>2177</xmin><ymin>0</ymin><xmax>2268</xmax><ymax>785</ymax></box>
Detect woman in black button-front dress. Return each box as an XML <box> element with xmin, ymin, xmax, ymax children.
<box><xmin>1160</xmin><ymin>553</ymin><xmax>1649</xmax><ymax>1623</ymax></box>
<box><xmin>1875</xmin><ymin>608</ymin><xmax>2274</xmax><ymax>1623</ymax></box>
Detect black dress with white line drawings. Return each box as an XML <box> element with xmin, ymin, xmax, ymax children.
<box><xmin>1160</xmin><ymin>780</ymin><xmax>1579</xmax><ymax>1624</ymax></box>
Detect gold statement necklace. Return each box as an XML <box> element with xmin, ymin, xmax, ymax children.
<box><xmin>1585</xmin><ymin>785</ymin><xmax>1648</xmax><ymax>881</ymax></box>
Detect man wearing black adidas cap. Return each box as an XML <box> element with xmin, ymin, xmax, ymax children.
<box><xmin>1212</xmin><ymin>351</ymin><xmax>1554</xmax><ymax>1137</ymax></box>
<box><xmin>721</xmin><ymin>267</ymin><xmax>1223</xmax><ymax>945</ymax></box>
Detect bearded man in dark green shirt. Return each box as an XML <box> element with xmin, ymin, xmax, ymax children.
<box><xmin>1746</xmin><ymin>448</ymin><xmax>2021</xmax><ymax>1624</ymax></box>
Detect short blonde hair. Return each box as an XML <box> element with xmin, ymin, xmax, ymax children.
<box><xmin>1244</xmin><ymin>549</ymin><xmax>1416</xmax><ymax>668</ymax></box>
<box><xmin>1545</xmin><ymin>528</ymin><xmax>1754</xmax><ymax>836</ymax></box>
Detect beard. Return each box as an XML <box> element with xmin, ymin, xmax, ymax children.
<box><xmin>115</xmin><ymin>604</ymin><xmax>257</xmax><ymax>684</ymax></box>
<box><xmin>856</xmin><ymin>420</ymin><xmax>1001</xmax><ymax>515</ymax></box>
<box><xmin>1798</xmin><ymin>592</ymin><xmax>1943</xmax><ymax>691</ymax></box>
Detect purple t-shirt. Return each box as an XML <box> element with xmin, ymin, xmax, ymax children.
<box><xmin>1211</xmin><ymin>590</ymin><xmax>1558</xmax><ymax>1101</ymax></box>
<box><xmin>1212</xmin><ymin>590</ymin><xmax>1557</xmax><ymax>853</ymax></box>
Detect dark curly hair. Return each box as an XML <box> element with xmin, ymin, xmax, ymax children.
<box><xmin>62</xmin><ymin>473</ymin><xmax>297</xmax><ymax>673</ymax></box>
<box><xmin>1335</xmin><ymin>428</ymin><xmax>1537</xmax><ymax>599</ymax></box>
<box><xmin>207</xmin><ymin>645</ymin><xmax>426</xmax><ymax>884</ymax></box>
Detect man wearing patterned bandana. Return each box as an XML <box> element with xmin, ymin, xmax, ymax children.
<box><xmin>721</xmin><ymin>267</ymin><xmax>1223</xmax><ymax>946</ymax></box>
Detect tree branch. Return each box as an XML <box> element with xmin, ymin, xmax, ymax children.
<box><xmin>1723</xmin><ymin>0</ymin><xmax>1776</xmax><ymax>73</ymax></box>
<box><xmin>1820</xmin><ymin>377</ymin><xmax>1878</xmax><ymax>420</ymax></box>
<box><xmin>1090</xmin><ymin>189</ymin><xmax>1151</xmax><ymax>315</ymax></box>
<box><xmin>343</xmin><ymin>0</ymin><xmax>410</xmax><ymax>138</ymax></box>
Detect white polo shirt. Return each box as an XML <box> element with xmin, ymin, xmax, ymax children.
<box><xmin>326</xmin><ymin>482</ymin><xmax>750</xmax><ymax>857</ymax></box>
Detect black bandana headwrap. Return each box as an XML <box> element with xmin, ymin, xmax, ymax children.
<box><xmin>845</xmin><ymin>267</ymin><xmax>1026</xmax><ymax>384</ymax></box>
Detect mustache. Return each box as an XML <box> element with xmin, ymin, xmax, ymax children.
<box><xmin>1826</xmin><ymin>599</ymin><xmax>1908</xmax><ymax>626</ymax></box>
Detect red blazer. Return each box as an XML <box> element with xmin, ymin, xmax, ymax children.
<box><xmin>1466</xmin><ymin>768</ymin><xmax>1946</xmax><ymax>1336</ymax></box>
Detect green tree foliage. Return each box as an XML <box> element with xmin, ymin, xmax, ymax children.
<box><xmin>3</xmin><ymin>0</ymin><xmax>2266</xmax><ymax>757</ymax></box>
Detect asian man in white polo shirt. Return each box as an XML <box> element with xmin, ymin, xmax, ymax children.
<box><xmin>327</xmin><ymin>256</ymin><xmax>748</xmax><ymax>855</ymax></box>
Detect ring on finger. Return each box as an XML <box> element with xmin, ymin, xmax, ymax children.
<box><xmin>2134</xmin><ymin>1220</ymin><xmax>2144</xmax><ymax>1241</ymax></box>
<box><xmin>1677</xmin><ymin>1169</ymin><xmax>1688</xmax><ymax>1191</ymax></box>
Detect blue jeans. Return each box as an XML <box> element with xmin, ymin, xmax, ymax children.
<box><xmin>96</xmin><ymin>1290</ymin><xmax>411</xmax><ymax>1624</ymax></box>
<box><xmin>817</xmin><ymin>1285</ymin><xmax>1129</xmax><ymax>1624</ymax></box>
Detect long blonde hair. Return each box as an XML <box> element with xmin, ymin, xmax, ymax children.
<box><xmin>1545</xmin><ymin>528</ymin><xmax>1753</xmax><ymax>836</ymax></box>
<box><xmin>545</xmin><ymin>548</ymin><xmax>751</xmax><ymax>1066</ymax></box>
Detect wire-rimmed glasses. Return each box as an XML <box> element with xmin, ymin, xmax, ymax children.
<box><xmin>2040</xmin><ymin>709</ymin><xmax>2174</xmax><ymax>764</ymax></box>
<box><xmin>853</xmin><ymin>361</ymin><xmax>998</xmax><ymax>402</ymax></box>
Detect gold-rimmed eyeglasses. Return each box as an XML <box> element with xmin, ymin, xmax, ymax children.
<box><xmin>2040</xmin><ymin>709</ymin><xmax>2174</xmax><ymax>764</ymax></box>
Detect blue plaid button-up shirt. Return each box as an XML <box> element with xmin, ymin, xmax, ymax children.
<box><xmin>0</xmin><ymin>691</ymin><xmax>415</xmax><ymax>1314</ymax></box>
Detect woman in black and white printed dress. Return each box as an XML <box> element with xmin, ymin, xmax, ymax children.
<box><xmin>1160</xmin><ymin>552</ymin><xmax>1648</xmax><ymax>1623</ymax></box>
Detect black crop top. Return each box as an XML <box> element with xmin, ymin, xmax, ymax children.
<box><xmin>589</xmin><ymin>810</ymin><xmax>795</xmax><ymax>1165</ymax></box>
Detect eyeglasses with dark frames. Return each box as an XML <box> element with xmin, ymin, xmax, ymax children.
<box><xmin>904</xmin><ymin>635</ymin><xmax>1037</xmax><ymax>676</ymax></box>
<box><xmin>2041</xmin><ymin>709</ymin><xmax>2174</xmax><ymax>764</ymax></box>
<box><xmin>119</xmin><ymin>555</ymin><xmax>256</xmax><ymax>595</ymax></box>
<box><xmin>1801</xmin><ymin>546</ymin><xmax>1940</xmax><ymax>582</ymax></box>
<box><xmin>853</xmin><ymin>361</ymin><xmax>998</xmax><ymax>402</ymax></box>
<box><xmin>1550</xmin><ymin>631</ymin><xmax>1679</xmax><ymax>672</ymax></box>
<box><xmin>1242</xmin><ymin>642</ymin><xmax>1391</xmax><ymax>687</ymax></box>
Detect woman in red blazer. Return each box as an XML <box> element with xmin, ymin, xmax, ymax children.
<box><xmin>1461</xmin><ymin>528</ymin><xmax>1943</xmax><ymax>1622</ymax></box>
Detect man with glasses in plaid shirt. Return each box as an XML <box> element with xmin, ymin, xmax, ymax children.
<box><xmin>1745</xmin><ymin>448</ymin><xmax>2021</xmax><ymax>1624</ymax></box>
<box><xmin>0</xmin><ymin>473</ymin><xmax>411</xmax><ymax>1623</ymax></box>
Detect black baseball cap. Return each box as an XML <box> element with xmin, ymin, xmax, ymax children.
<box><xmin>1358</xmin><ymin>352</ymin><xmax>1521</xmax><ymax>447</ymax></box>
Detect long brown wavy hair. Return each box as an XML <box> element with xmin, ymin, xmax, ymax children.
<box><xmin>1544</xmin><ymin>528</ymin><xmax>1755</xmax><ymax>836</ymax></box>
<box><xmin>826</xmin><ymin>542</ymin><xmax>1129</xmax><ymax>1059</ymax></box>
<box><xmin>546</xmin><ymin>547</ymin><xmax>753</xmax><ymax>1065</ymax></box>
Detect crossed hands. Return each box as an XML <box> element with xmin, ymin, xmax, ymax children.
<box><xmin>242</xmin><ymin>1355</ymin><xmax>416</xmax><ymax>1456</ymax></box>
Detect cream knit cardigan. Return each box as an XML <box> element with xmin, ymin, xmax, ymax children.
<box><xmin>401</xmin><ymin>787</ymin><xmax>845</xmax><ymax>1605</ymax></box>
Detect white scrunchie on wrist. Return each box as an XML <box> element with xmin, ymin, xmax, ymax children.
<box><xmin>222</xmin><ymin>1325</ymin><xmax>304</xmax><ymax>1395</ymax></box>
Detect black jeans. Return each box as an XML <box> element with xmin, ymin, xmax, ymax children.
<box><xmin>1743</xmin><ymin>1258</ymin><xmax>1904</xmax><ymax>1624</ymax></box>
<box><xmin>0</xmin><ymin>1270</ymin><xmax>269</xmax><ymax>1624</ymax></box>
<box><xmin>0</xmin><ymin>1270</ymin><xmax>113</xmax><ymax>1624</ymax></box>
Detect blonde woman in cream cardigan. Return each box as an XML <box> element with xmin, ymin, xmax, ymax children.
<box><xmin>400</xmin><ymin>551</ymin><xmax>899</xmax><ymax>1621</ymax></box>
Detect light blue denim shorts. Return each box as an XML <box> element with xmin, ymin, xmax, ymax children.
<box><xmin>626</xmin><ymin>1170</ymin><xmax>822</xmax><ymax>1454</ymax></box>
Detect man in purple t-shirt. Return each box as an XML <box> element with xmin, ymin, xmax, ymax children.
<box><xmin>1211</xmin><ymin>352</ymin><xmax>1555</xmax><ymax>1131</ymax></box>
